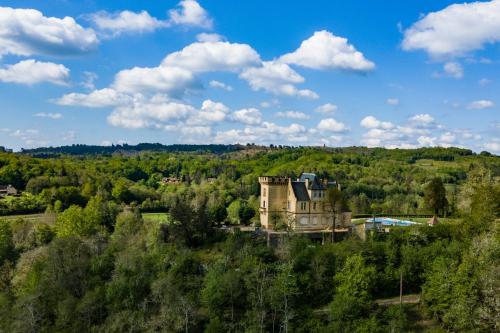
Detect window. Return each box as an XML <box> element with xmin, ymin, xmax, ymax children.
<box><xmin>313</xmin><ymin>202</ymin><xmax>316</xmax><ymax>210</ymax></box>
<box><xmin>300</xmin><ymin>202</ymin><xmax>307</xmax><ymax>210</ymax></box>
<box><xmin>312</xmin><ymin>217</ymin><xmax>318</xmax><ymax>225</ymax></box>
<box><xmin>263</xmin><ymin>200</ymin><xmax>266</xmax><ymax>208</ymax></box>
<box><xmin>287</xmin><ymin>201</ymin><xmax>290</xmax><ymax>210</ymax></box>
<box><xmin>263</xmin><ymin>188</ymin><xmax>267</xmax><ymax>197</ymax></box>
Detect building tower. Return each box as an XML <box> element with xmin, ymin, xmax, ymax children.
<box><xmin>258</xmin><ymin>176</ymin><xmax>288</xmax><ymax>229</ymax></box>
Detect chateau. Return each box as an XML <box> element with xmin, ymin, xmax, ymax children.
<box><xmin>258</xmin><ymin>173</ymin><xmax>351</xmax><ymax>231</ymax></box>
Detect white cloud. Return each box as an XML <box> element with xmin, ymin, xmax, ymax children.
<box><xmin>187</xmin><ymin>99</ymin><xmax>229</xmax><ymax>125</ymax></box>
<box><xmin>386</xmin><ymin>98</ymin><xmax>400</xmax><ymax>105</ymax></box>
<box><xmin>0</xmin><ymin>7</ymin><xmax>98</xmax><ymax>57</ymax></box>
<box><xmin>439</xmin><ymin>132</ymin><xmax>456</xmax><ymax>144</ymax></box>
<box><xmin>402</xmin><ymin>0</ymin><xmax>500</xmax><ymax>58</ymax></box>
<box><xmin>0</xmin><ymin>59</ymin><xmax>69</xmax><ymax>85</ymax></box>
<box><xmin>360</xmin><ymin>116</ymin><xmax>394</xmax><ymax>129</ymax></box>
<box><xmin>168</xmin><ymin>0</ymin><xmax>213</xmax><ymax>29</ymax></box>
<box><xmin>417</xmin><ymin>136</ymin><xmax>436</xmax><ymax>146</ymax></box>
<box><xmin>81</xmin><ymin>71</ymin><xmax>98</xmax><ymax>90</ymax></box>
<box><xmin>315</xmin><ymin>103</ymin><xmax>337</xmax><ymax>113</ymax></box>
<box><xmin>280</xmin><ymin>30</ymin><xmax>375</xmax><ymax>71</ymax></box>
<box><xmin>90</xmin><ymin>10</ymin><xmax>167</xmax><ymax>36</ymax></box>
<box><xmin>409</xmin><ymin>114</ymin><xmax>435</xmax><ymax>127</ymax></box>
<box><xmin>483</xmin><ymin>140</ymin><xmax>500</xmax><ymax>153</ymax></box>
<box><xmin>34</xmin><ymin>112</ymin><xmax>62</xmax><ymax>119</ymax></box>
<box><xmin>276</xmin><ymin>111</ymin><xmax>310</xmax><ymax>120</ymax></box>
<box><xmin>55</xmin><ymin>88</ymin><xmax>131</xmax><ymax>108</ymax></box>
<box><xmin>467</xmin><ymin>100</ymin><xmax>494</xmax><ymax>109</ymax></box>
<box><xmin>240</xmin><ymin>61</ymin><xmax>318</xmax><ymax>99</ymax></box>
<box><xmin>443</xmin><ymin>62</ymin><xmax>463</xmax><ymax>78</ymax></box>
<box><xmin>107</xmin><ymin>96</ymin><xmax>196</xmax><ymax>129</ymax></box>
<box><xmin>113</xmin><ymin>65</ymin><xmax>196</xmax><ymax>94</ymax></box>
<box><xmin>196</xmin><ymin>32</ymin><xmax>223</xmax><ymax>42</ymax></box>
<box><xmin>209</xmin><ymin>80</ymin><xmax>233</xmax><ymax>91</ymax></box>
<box><xmin>162</xmin><ymin>41</ymin><xmax>260</xmax><ymax>73</ymax></box>
<box><xmin>214</xmin><ymin>122</ymin><xmax>306</xmax><ymax>144</ymax></box>
<box><xmin>317</xmin><ymin>118</ymin><xmax>349</xmax><ymax>132</ymax></box>
<box><xmin>231</xmin><ymin>108</ymin><xmax>262</xmax><ymax>125</ymax></box>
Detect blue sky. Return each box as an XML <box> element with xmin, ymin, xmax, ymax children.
<box><xmin>0</xmin><ymin>0</ymin><xmax>499</xmax><ymax>152</ymax></box>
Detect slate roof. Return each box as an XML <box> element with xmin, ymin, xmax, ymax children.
<box><xmin>299</xmin><ymin>173</ymin><xmax>326</xmax><ymax>190</ymax></box>
<box><xmin>291</xmin><ymin>181</ymin><xmax>309</xmax><ymax>201</ymax></box>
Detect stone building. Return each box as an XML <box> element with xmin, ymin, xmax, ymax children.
<box><xmin>0</xmin><ymin>184</ymin><xmax>18</xmax><ymax>197</ymax></box>
<box><xmin>258</xmin><ymin>173</ymin><xmax>351</xmax><ymax>231</ymax></box>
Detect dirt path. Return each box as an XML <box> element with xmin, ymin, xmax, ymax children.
<box><xmin>375</xmin><ymin>294</ymin><xmax>421</xmax><ymax>306</ymax></box>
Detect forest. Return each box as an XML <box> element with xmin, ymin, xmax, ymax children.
<box><xmin>0</xmin><ymin>145</ymin><xmax>499</xmax><ymax>332</ymax></box>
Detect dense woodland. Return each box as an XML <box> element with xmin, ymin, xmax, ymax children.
<box><xmin>0</xmin><ymin>146</ymin><xmax>499</xmax><ymax>332</ymax></box>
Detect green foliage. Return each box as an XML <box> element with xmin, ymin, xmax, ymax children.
<box><xmin>0</xmin><ymin>219</ymin><xmax>14</xmax><ymax>264</ymax></box>
<box><xmin>0</xmin><ymin>146</ymin><xmax>497</xmax><ymax>332</ymax></box>
<box><xmin>424</xmin><ymin>177</ymin><xmax>449</xmax><ymax>216</ymax></box>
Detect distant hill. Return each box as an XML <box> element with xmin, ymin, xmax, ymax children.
<box><xmin>20</xmin><ymin>143</ymin><xmax>246</xmax><ymax>157</ymax></box>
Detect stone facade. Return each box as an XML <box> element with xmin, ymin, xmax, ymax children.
<box><xmin>0</xmin><ymin>184</ymin><xmax>18</xmax><ymax>197</ymax></box>
<box><xmin>258</xmin><ymin>173</ymin><xmax>351</xmax><ymax>231</ymax></box>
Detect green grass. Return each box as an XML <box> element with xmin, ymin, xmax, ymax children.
<box><xmin>0</xmin><ymin>213</ymin><xmax>46</xmax><ymax>222</ymax></box>
<box><xmin>142</xmin><ymin>212</ymin><xmax>170</xmax><ymax>223</ymax></box>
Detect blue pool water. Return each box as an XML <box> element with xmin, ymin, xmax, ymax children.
<box><xmin>366</xmin><ymin>217</ymin><xmax>419</xmax><ymax>226</ymax></box>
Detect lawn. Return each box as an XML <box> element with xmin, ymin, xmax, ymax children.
<box><xmin>142</xmin><ymin>212</ymin><xmax>171</xmax><ymax>224</ymax></box>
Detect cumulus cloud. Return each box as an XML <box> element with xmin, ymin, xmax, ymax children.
<box><xmin>113</xmin><ymin>65</ymin><xmax>196</xmax><ymax>94</ymax></box>
<box><xmin>402</xmin><ymin>0</ymin><xmax>500</xmax><ymax>58</ymax></box>
<box><xmin>162</xmin><ymin>41</ymin><xmax>260</xmax><ymax>73</ymax></box>
<box><xmin>209</xmin><ymin>80</ymin><xmax>233</xmax><ymax>91</ymax></box>
<box><xmin>214</xmin><ymin>122</ymin><xmax>306</xmax><ymax>144</ymax></box>
<box><xmin>360</xmin><ymin>116</ymin><xmax>394</xmax><ymax>129</ymax></box>
<box><xmin>467</xmin><ymin>100</ymin><xmax>494</xmax><ymax>109</ymax></box>
<box><xmin>483</xmin><ymin>140</ymin><xmax>500</xmax><ymax>153</ymax></box>
<box><xmin>55</xmin><ymin>88</ymin><xmax>131</xmax><ymax>108</ymax></box>
<box><xmin>443</xmin><ymin>62</ymin><xmax>463</xmax><ymax>79</ymax></box>
<box><xmin>90</xmin><ymin>10</ymin><xmax>167</xmax><ymax>36</ymax></box>
<box><xmin>240</xmin><ymin>61</ymin><xmax>318</xmax><ymax>99</ymax></box>
<box><xmin>315</xmin><ymin>103</ymin><xmax>337</xmax><ymax>113</ymax></box>
<box><xmin>34</xmin><ymin>112</ymin><xmax>62</xmax><ymax>119</ymax></box>
<box><xmin>196</xmin><ymin>32</ymin><xmax>224</xmax><ymax>42</ymax></box>
<box><xmin>409</xmin><ymin>114</ymin><xmax>436</xmax><ymax>127</ymax></box>
<box><xmin>168</xmin><ymin>0</ymin><xmax>213</xmax><ymax>29</ymax></box>
<box><xmin>187</xmin><ymin>99</ymin><xmax>229</xmax><ymax>125</ymax></box>
<box><xmin>280</xmin><ymin>30</ymin><xmax>375</xmax><ymax>71</ymax></box>
<box><xmin>0</xmin><ymin>7</ymin><xmax>98</xmax><ymax>58</ymax></box>
<box><xmin>231</xmin><ymin>108</ymin><xmax>262</xmax><ymax>125</ymax></box>
<box><xmin>276</xmin><ymin>111</ymin><xmax>310</xmax><ymax>120</ymax></box>
<box><xmin>0</xmin><ymin>59</ymin><xmax>69</xmax><ymax>85</ymax></box>
<box><xmin>359</xmin><ymin>114</ymin><xmax>485</xmax><ymax>149</ymax></box>
<box><xmin>317</xmin><ymin>118</ymin><xmax>349</xmax><ymax>132</ymax></box>
<box><xmin>107</xmin><ymin>96</ymin><xmax>197</xmax><ymax>129</ymax></box>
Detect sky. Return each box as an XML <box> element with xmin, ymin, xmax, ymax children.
<box><xmin>0</xmin><ymin>0</ymin><xmax>499</xmax><ymax>152</ymax></box>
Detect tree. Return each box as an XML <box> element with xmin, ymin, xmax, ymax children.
<box><xmin>55</xmin><ymin>205</ymin><xmax>99</xmax><ymax>237</ymax></box>
<box><xmin>424</xmin><ymin>177</ymin><xmax>449</xmax><ymax>216</ymax></box>
<box><xmin>326</xmin><ymin>187</ymin><xmax>348</xmax><ymax>242</ymax></box>
<box><xmin>0</xmin><ymin>220</ymin><xmax>14</xmax><ymax>265</ymax></box>
<box><xmin>238</xmin><ymin>203</ymin><xmax>255</xmax><ymax>226</ymax></box>
<box><xmin>329</xmin><ymin>254</ymin><xmax>376</xmax><ymax>329</ymax></box>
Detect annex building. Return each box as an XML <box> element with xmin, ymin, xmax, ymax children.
<box><xmin>258</xmin><ymin>173</ymin><xmax>351</xmax><ymax>232</ymax></box>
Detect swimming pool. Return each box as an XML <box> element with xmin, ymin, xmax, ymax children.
<box><xmin>365</xmin><ymin>217</ymin><xmax>419</xmax><ymax>226</ymax></box>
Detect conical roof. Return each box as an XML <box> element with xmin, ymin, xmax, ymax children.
<box><xmin>427</xmin><ymin>216</ymin><xmax>439</xmax><ymax>225</ymax></box>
